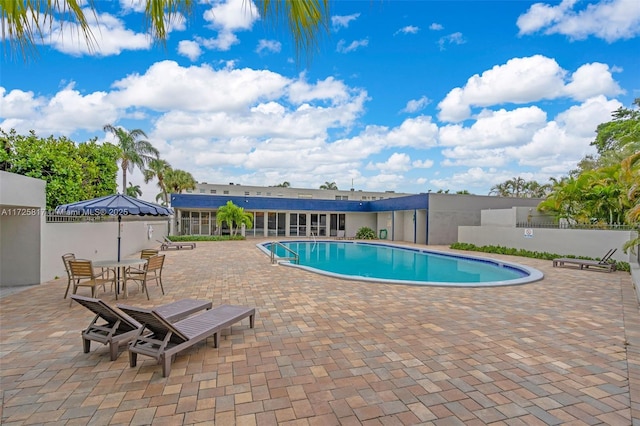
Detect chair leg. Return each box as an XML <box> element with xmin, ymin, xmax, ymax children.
<box><xmin>70</xmin><ymin>286</ymin><xmax>77</xmax><ymax>307</ymax></box>
<box><xmin>64</xmin><ymin>278</ymin><xmax>71</xmax><ymax>299</ymax></box>
<box><xmin>143</xmin><ymin>281</ymin><xmax>150</xmax><ymax>300</ymax></box>
<box><xmin>158</xmin><ymin>275</ymin><xmax>165</xmax><ymax>295</ymax></box>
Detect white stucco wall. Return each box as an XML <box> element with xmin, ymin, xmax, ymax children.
<box><xmin>0</xmin><ymin>171</ymin><xmax>46</xmax><ymax>286</ymax></box>
<box><xmin>458</xmin><ymin>225</ymin><xmax>632</xmax><ymax>263</ymax></box>
<box><xmin>41</xmin><ymin>219</ymin><xmax>170</xmax><ymax>283</ymax></box>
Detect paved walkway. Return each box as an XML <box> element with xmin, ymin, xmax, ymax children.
<box><xmin>1</xmin><ymin>240</ymin><xmax>639</xmax><ymax>425</ymax></box>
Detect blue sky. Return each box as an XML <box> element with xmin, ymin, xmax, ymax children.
<box><xmin>1</xmin><ymin>0</ymin><xmax>639</xmax><ymax>200</ymax></box>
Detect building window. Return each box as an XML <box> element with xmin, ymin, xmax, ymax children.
<box><xmin>245</xmin><ymin>191</ymin><xmax>250</xmax><ymax>196</ymax></box>
<box><xmin>210</xmin><ymin>189</ymin><xmax>216</xmax><ymax>194</ymax></box>
<box><xmin>256</xmin><ymin>191</ymin><xmax>261</xmax><ymax>195</ymax></box>
<box><xmin>266</xmin><ymin>192</ymin><xmax>271</xmax><ymax>196</ymax></box>
<box><xmin>223</xmin><ymin>190</ymin><xmax>229</xmax><ymax>195</ymax></box>
<box><xmin>199</xmin><ymin>189</ymin><xmax>205</xmax><ymax>193</ymax></box>
<box><xmin>186</xmin><ymin>189</ymin><xmax>192</xmax><ymax>193</ymax></box>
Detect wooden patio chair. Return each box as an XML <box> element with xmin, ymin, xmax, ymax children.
<box><xmin>61</xmin><ymin>253</ymin><xmax>76</xmax><ymax>299</ymax></box>
<box><xmin>126</xmin><ymin>249</ymin><xmax>160</xmax><ymax>275</ymax></box>
<box><xmin>125</xmin><ymin>254</ymin><xmax>166</xmax><ymax>299</ymax></box>
<box><xmin>68</xmin><ymin>259</ymin><xmax>115</xmax><ymax>305</ymax></box>
<box><xmin>117</xmin><ymin>303</ymin><xmax>255</xmax><ymax>377</ymax></box>
<box><xmin>71</xmin><ymin>295</ymin><xmax>212</xmax><ymax>360</ymax></box>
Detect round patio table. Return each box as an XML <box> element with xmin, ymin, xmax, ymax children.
<box><xmin>93</xmin><ymin>258</ymin><xmax>147</xmax><ymax>299</ymax></box>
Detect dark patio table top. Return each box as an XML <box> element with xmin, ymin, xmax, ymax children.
<box><xmin>1</xmin><ymin>240</ymin><xmax>639</xmax><ymax>425</ymax></box>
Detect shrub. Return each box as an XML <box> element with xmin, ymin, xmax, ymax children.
<box><xmin>450</xmin><ymin>242</ymin><xmax>630</xmax><ymax>272</ymax></box>
<box><xmin>355</xmin><ymin>227</ymin><xmax>377</xmax><ymax>240</ymax></box>
<box><xmin>169</xmin><ymin>235</ymin><xmax>245</xmax><ymax>242</ymax></box>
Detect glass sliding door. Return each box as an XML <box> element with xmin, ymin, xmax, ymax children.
<box><xmin>267</xmin><ymin>212</ymin><xmax>277</xmax><ymax>236</ymax></box>
<box><xmin>310</xmin><ymin>213</ymin><xmax>327</xmax><ymax>237</ymax></box>
<box><xmin>289</xmin><ymin>213</ymin><xmax>307</xmax><ymax>236</ymax></box>
<box><xmin>254</xmin><ymin>212</ymin><xmax>264</xmax><ymax>237</ymax></box>
<box><xmin>277</xmin><ymin>213</ymin><xmax>286</xmax><ymax>236</ymax></box>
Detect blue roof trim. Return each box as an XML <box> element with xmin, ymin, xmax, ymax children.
<box><xmin>170</xmin><ymin>193</ymin><xmax>429</xmax><ymax>212</ymax></box>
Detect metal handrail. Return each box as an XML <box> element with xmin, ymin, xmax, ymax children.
<box><xmin>270</xmin><ymin>241</ymin><xmax>299</xmax><ymax>265</ymax></box>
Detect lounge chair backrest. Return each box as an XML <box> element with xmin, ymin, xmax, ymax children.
<box><xmin>141</xmin><ymin>249</ymin><xmax>159</xmax><ymax>259</ymax></box>
<box><xmin>70</xmin><ymin>294</ymin><xmax>140</xmax><ymax>331</ymax></box>
<box><xmin>599</xmin><ymin>249</ymin><xmax>616</xmax><ymax>264</ymax></box>
<box><xmin>69</xmin><ymin>259</ymin><xmax>95</xmax><ymax>279</ymax></box>
<box><xmin>117</xmin><ymin>304</ymin><xmax>189</xmax><ymax>344</ymax></box>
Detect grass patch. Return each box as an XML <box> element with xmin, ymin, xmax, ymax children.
<box><xmin>450</xmin><ymin>242</ymin><xmax>630</xmax><ymax>273</ymax></box>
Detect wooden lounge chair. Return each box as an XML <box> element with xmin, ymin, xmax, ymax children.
<box><xmin>117</xmin><ymin>303</ymin><xmax>255</xmax><ymax>377</ymax></box>
<box><xmin>71</xmin><ymin>295</ymin><xmax>213</xmax><ymax>361</ymax></box>
<box><xmin>552</xmin><ymin>249</ymin><xmax>617</xmax><ymax>272</ymax></box>
<box><xmin>158</xmin><ymin>237</ymin><xmax>196</xmax><ymax>251</ymax></box>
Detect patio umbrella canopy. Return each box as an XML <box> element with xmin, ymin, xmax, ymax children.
<box><xmin>56</xmin><ymin>194</ymin><xmax>173</xmax><ymax>261</ymax></box>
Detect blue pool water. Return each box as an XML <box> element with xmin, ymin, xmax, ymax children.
<box><xmin>260</xmin><ymin>241</ymin><xmax>543</xmax><ymax>287</ymax></box>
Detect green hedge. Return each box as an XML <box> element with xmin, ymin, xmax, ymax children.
<box><xmin>450</xmin><ymin>242</ymin><xmax>630</xmax><ymax>272</ymax></box>
<box><xmin>168</xmin><ymin>235</ymin><xmax>245</xmax><ymax>242</ymax></box>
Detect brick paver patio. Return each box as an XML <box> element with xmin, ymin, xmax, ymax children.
<box><xmin>1</xmin><ymin>240</ymin><xmax>639</xmax><ymax>425</ymax></box>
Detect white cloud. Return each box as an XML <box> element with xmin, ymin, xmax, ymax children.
<box><xmin>177</xmin><ymin>40</ymin><xmax>202</xmax><ymax>61</ymax></box>
<box><xmin>564</xmin><ymin>62</ymin><xmax>623</xmax><ymax>100</ymax></box>
<box><xmin>517</xmin><ymin>0</ymin><xmax>640</xmax><ymax>42</ymax></box>
<box><xmin>199</xmin><ymin>0</ymin><xmax>259</xmax><ymax>51</ymax></box>
<box><xmin>256</xmin><ymin>39</ymin><xmax>282</xmax><ymax>54</ymax></box>
<box><xmin>439</xmin><ymin>107</ymin><xmax>548</xmax><ymax>149</ymax></box>
<box><xmin>386</xmin><ymin>116</ymin><xmax>439</xmax><ymax>148</ymax></box>
<box><xmin>395</xmin><ymin>25</ymin><xmax>419</xmax><ymax>35</ymax></box>
<box><xmin>438</xmin><ymin>32</ymin><xmax>465</xmax><ymax>50</ymax></box>
<box><xmin>430</xmin><ymin>167</ymin><xmax>515</xmax><ymax>193</ymax></box>
<box><xmin>332</xmin><ymin>13</ymin><xmax>360</xmax><ymax>31</ymax></box>
<box><xmin>412</xmin><ymin>159</ymin><xmax>434</xmax><ymax>169</ymax></box>
<box><xmin>437</xmin><ymin>55</ymin><xmax>621</xmax><ymax>122</ymax></box>
<box><xmin>43</xmin><ymin>10</ymin><xmax>152</xmax><ymax>56</ymax></box>
<box><xmin>401</xmin><ymin>96</ymin><xmax>431</xmax><ymax>113</ymax></box>
<box><xmin>109</xmin><ymin>61</ymin><xmax>290</xmax><ymax>112</ymax></box>
<box><xmin>203</xmin><ymin>0</ymin><xmax>259</xmax><ymax>31</ymax></box>
<box><xmin>336</xmin><ymin>39</ymin><xmax>369</xmax><ymax>53</ymax></box>
<box><xmin>429</xmin><ymin>23</ymin><xmax>444</xmax><ymax>31</ymax></box>
<box><xmin>370</xmin><ymin>152</ymin><xmax>412</xmax><ymax>172</ymax></box>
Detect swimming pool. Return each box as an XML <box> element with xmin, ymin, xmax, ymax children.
<box><xmin>259</xmin><ymin>241</ymin><xmax>543</xmax><ymax>287</ymax></box>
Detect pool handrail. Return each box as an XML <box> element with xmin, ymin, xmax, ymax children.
<box><xmin>270</xmin><ymin>241</ymin><xmax>299</xmax><ymax>265</ymax></box>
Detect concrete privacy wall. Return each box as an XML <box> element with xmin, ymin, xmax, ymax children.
<box><xmin>41</xmin><ymin>219</ymin><xmax>170</xmax><ymax>284</ymax></box>
<box><xmin>459</xmin><ymin>212</ymin><xmax>633</xmax><ymax>264</ymax></box>
<box><xmin>426</xmin><ymin>194</ymin><xmax>542</xmax><ymax>245</ymax></box>
<box><xmin>0</xmin><ymin>171</ymin><xmax>45</xmax><ymax>286</ymax></box>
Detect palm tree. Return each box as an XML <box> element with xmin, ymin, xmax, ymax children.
<box><xmin>103</xmin><ymin>124</ymin><xmax>159</xmax><ymax>192</ymax></box>
<box><xmin>144</xmin><ymin>158</ymin><xmax>171</xmax><ymax>206</ymax></box>
<box><xmin>621</xmin><ymin>151</ymin><xmax>640</xmax><ymax>253</ymax></box>
<box><xmin>489</xmin><ymin>182</ymin><xmax>510</xmax><ymax>197</ymax></box>
<box><xmin>274</xmin><ymin>181</ymin><xmax>290</xmax><ymax>188</ymax></box>
<box><xmin>319</xmin><ymin>181</ymin><xmax>337</xmax><ymax>190</ymax></box>
<box><xmin>164</xmin><ymin>168</ymin><xmax>196</xmax><ymax>195</ymax></box>
<box><xmin>2</xmin><ymin>1</ymin><xmax>330</xmax><ymax>61</ymax></box>
<box><xmin>126</xmin><ymin>182</ymin><xmax>142</xmax><ymax>198</ymax></box>
<box><xmin>216</xmin><ymin>201</ymin><xmax>253</xmax><ymax>236</ymax></box>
